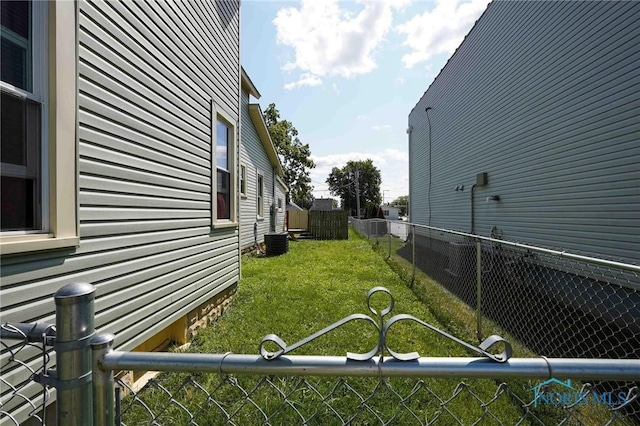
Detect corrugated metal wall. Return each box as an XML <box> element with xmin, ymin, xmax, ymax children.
<box><xmin>2</xmin><ymin>0</ymin><xmax>240</xmax><ymax>348</ymax></box>
<box><xmin>239</xmin><ymin>91</ymin><xmax>277</xmax><ymax>249</ymax></box>
<box><xmin>408</xmin><ymin>1</ymin><xmax>639</xmax><ymax>264</ymax></box>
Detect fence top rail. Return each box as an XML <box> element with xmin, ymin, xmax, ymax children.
<box><xmin>100</xmin><ymin>351</ymin><xmax>640</xmax><ymax>381</ymax></box>
<box><xmin>353</xmin><ymin>219</ymin><xmax>640</xmax><ymax>274</ymax></box>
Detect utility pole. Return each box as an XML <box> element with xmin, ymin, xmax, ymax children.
<box><xmin>355</xmin><ymin>169</ymin><xmax>361</xmax><ymax>219</ymax></box>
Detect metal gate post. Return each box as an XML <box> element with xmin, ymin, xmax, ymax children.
<box><xmin>476</xmin><ymin>240</ymin><xmax>482</xmax><ymax>343</ymax></box>
<box><xmin>54</xmin><ymin>283</ymin><xmax>96</xmax><ymax>426</ymax></box>
<box><xmin>91</xmin><ymin>333</ymin><xmax>116</xmax><ymax>426</ymax></box>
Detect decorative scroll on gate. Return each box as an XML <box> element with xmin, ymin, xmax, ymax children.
<box><xmin>260</xmin><ymin>287</ymin><xmax>512</xmax><ymax>363</ymax></box>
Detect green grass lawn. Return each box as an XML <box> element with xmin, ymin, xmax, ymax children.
<box><xmin>122</xmin><ymin>230</ymin><xmax>585</xmax><ymax>425</ymax></box>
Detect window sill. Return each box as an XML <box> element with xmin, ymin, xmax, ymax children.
<box><xmin>1</xmin><ymin>235</ymin><xmax>79</xmax><ymax>256</ymax></box>
<box><xmin>212</xmin><ymin>221</ymin><xmax>239</xmax><ymax>230</ymax></box>
<box><xmin>240</xmin><ymin>194</ymin><xmax>247</xmax><ymax>199</ymax></box>
<box><xmin>256</xmin><ymin>216</ymin><xmax>265</xmax><ymax>221</ymax></box>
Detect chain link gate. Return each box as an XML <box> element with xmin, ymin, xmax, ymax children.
<box><xmin>2</xmin><ymin>283</ymin><xmax>640</xmax><ymax>425</ymax></box>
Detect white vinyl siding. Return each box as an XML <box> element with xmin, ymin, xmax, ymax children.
<box><xmin>239</xmin><ymin>89</ymin><xmax>284</xmax><ymax>249</ymax></box>
<box><xmin>408</xmin><ymin>1</ymin><xmax>639</xmax><ymax>264</ymax></box>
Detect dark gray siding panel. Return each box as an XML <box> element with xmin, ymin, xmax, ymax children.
<box><xmin>408</xmin><ymin>1</ymin><xmax>640</xmax><ymax>264</ymax></box>
<box><xmin>2</xmin><ymin>0</ymin><xmax>240</xmax><ymax>364</ymax></box>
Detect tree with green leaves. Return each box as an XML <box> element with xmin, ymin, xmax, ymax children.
<box><xmin>263</xmin><ymin>104</ymin><xmax>315</xmax><ymax>209</ymax></box>
<box><xmin>326</xmin><ymin>159</ymin><xmax>382</xmax><ymax>218</ymax></box>
<box><xmin>391</xmin><ymin>195</ymin><xmax>409</xmax><ymax>216</ymax></box>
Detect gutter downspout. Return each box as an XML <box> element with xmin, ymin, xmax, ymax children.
<box><xmin>470</xmin><ymin>183</ymin><xmax>477</xmax><ymax>235</ymax></box>
<box><xmin>406</xmin><ymin>125</ymin><xmax>413</xmax><ymax>222</ymax></box>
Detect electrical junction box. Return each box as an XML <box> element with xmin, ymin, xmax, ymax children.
<box><xmin>476</xmin><ymin>172</ymin><xmax>488</xmax><ymax>186</ymax></box>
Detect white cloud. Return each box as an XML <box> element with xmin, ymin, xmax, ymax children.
<box><xmin>396</xmin><ymin>76</ymin><xmax>406</xmax><ymax>85</ymax></box>
<box><xmin>372</xmin><ymin>124</ymin><xmax>391</xmax><ymax>131</ymax></box>
<box><xmin>283</xmin><ymin>73</ymin><xmax>323</xmax><ymax>90</ymax></box>
<box><xmin>396</xmin><ymin>0</ymin><xmax>490</xmax><ymax>68</ymax></box>
<box><xmin>309</xmin><ymin>149</ymin><xmax>409</xmax><ymax>201</ymax></box>
<box><xmin>273</xmin><ymin>0</ymin><xmax>408</xmax><ymax>87</ymax></box>
<box><xmin>356</xmin><ymin>114</ymin><xmax>368</xmax><ymax>121</ymax></box>
<box><xmin>332</xmin><ymin>82</ymin><xmax>340</xmax><ymax>95</ymax></box>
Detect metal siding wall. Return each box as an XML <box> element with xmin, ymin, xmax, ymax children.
<box><xmin>408</xmin><ymin>1</ymin><xmax>640</xmax><ymax>264</ymax></box>
<box><xmin>1</xmin><ymin>1</ymin><xmax>241</xmax><ymax>354</ymax></box>
<box><xmin>239</xmin><ymin>92</ymin><xmax>275</xmax><ymax>249</ymax></box>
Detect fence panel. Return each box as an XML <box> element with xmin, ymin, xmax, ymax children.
<box><xmin>309</xmin><ymin>210</ymin><xmax>348</xmax><ymax>240</ymax></box>
<box><xmin>287</xmin><ymin>210</ymin><xmax>309</xmax><ymax>230</ymax></box>
<box><xmin>111</xmin><ymin>371</ymin><xmax>639</xmax><ymax>426</ymax></box>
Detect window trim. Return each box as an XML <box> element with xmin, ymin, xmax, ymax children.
<box><xmin>239</xmin><ymin>164</ymin><xmax>247</xmax><ymax>198</ymax></box>
<box><xmin>256</xmin><ymin>171</ymin><xmax>264</xmax><ymax>220</ymax></box>
<box><xmin>211</xmin><ymin>102</ymin><xmax>238</xmax><ymax>229</ymax></box>
<box><xmin>1</xmin><ymin>0</ymin><xmax>78</xmax><ymax>255</ymax></box>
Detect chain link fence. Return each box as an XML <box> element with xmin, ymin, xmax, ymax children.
<box><xmin>115</xmin><ymin>372</ymin><xmax>639</xmax><ymax>425</ymax></box>
<box><xmin>352</xmin><ymin>218</ymin><xmax>640</xmax><ymax>418</ymax></box>
<box><xmin>0</xmin><ymin>323</ymin><xmax>55</xmax><ymax>425</ymax></box>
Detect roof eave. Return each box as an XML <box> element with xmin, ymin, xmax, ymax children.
<box><xmin>241</xmin><ymin>66</ymin><xmax>261</xmax><ymax>99</ymax></box>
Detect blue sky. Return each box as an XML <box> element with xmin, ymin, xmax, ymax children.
<box><xmin>241</xmin><ymin>0</ymin><xmax>491</xmax><ymax>204</ymax></box>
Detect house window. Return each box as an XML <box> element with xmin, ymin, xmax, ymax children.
<box><xmin>212</xmin><ymin>104</ymin><xmax>236</xmax><ymax>227</ymax></box>
<box><xmin>1</xmin><ymin>0</ymin><xmax>78</xmax><ymax>254</ymax></box>
<box><xmin>257</xmin><ymin>173</ymin><xmax>263</xmax><ymax>218</ymax></box>
<box><xmin>240</xmin><ymin>164</ymin><xmax>246</xmax><ymax>197</ymax></box>
<box><xmin>216</xmin><ymin>119</ymin><xmax>231</xmax><ymax>220</ymax></box>
<box><xmin>2</xmin><ymin>1</ymin><xmax>42</xmax><ymax>231</ymax></box>
<box><xmin>278</xmin><ymin>197</ymin><xmax>282</xmax><ymax>211</ymax></box>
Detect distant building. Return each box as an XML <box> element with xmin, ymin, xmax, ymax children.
<box><xmin>310</xmin><ymin>198</ymin><xmax>335</xmax><ymax>211</ymax></box>
<box><xmin>382</xmin><ymin>205</ymin><xmax>399</xmax><ymax>220</ymax></box>
<box><xmin>286</xmin><ymin>201</ymin><xmax>304</xmax><ymax>212</ymax></box>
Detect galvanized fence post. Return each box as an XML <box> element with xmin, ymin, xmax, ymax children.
<box><xmin>91</xmin><ymin>333</ymin><xmax>115</xmax><ymax>426</ymax></box>
<box><xmin>54</xmin><ymin>282</ymin><xmax>96</xmax><ymax>426</ymax></box>
<box><xmin>475</xmin><ymin>240</ymin><xmax>482</xmax><ymax>343</ymax></box>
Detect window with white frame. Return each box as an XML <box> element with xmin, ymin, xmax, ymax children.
<box><xmin>212</xmin><ymin>104</ymin><xmax>236</xmax><ymax>226</ymax></box>
<box><xmin>257</xmin><ymin>173</ymin><xmax>263</xmax><ymax>218</ymax></box>
<box><xmin>240</xmin><ymin>164</ymin><xmax>246</xmax><ymax>197</ymax></box>
<box><xmin>216</xmin><ymin>119</ymin><xmax>231</xmax><ymax>220</ymax></box>
<box><xmin>278</xmin><ymin>197</ymin><xmax>282</xmax><ymax>211</ymax></box>
<box><xmin>1</xmin><ymin>0</ymin><xmax>78</xmax><ymax>254</ymax></box>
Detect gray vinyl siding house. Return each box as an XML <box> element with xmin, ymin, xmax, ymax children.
<box><xmin>408</xmin><ymin>0</ymin><xmax>640</xmax><ymax>266</ymax></box>
<box><xmin>1</xmin><ymin>1</ymin><xmax>240</xmax><ymax>422</ymax></box>
<box><xmin>240</xmin><ymin>68</ymin><xmax>287</xmax><ymax>250</ymax></box>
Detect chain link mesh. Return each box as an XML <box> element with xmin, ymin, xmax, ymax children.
<box><xmin>352</xmin><ymin>218</ymin><xmax>640</xmax><ymax>420</ymax></box>
<box><xmin>0</xmin><ymin>324</ymin><xmax>53</xmax><ymax>425</ymax></box>
<box><xmin>116</xmin><ymin>373</ymin><xmax>639</xmax><ymax>425</ymax></box>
